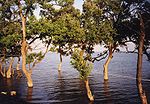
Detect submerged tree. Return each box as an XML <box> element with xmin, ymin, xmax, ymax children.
<box><xmin>17</xmin><ymin>0</ymin><xmax>38</xmax><ymax>87</ymax></box>
<box><xmin>0</xmin><ymin>24</ymin><xmax>21</xmax><ymax>78</ymax></box>
<box><xmin>81</xmin><ymin>0</ymin><xmax>119</xmax><ymax>81</ymax></box>
<box><xmin>116</xmin><ymin>0</ymin><xmax>150</xmax><ymax>60</ymax></box>
<box><xmin>100</xmin><ymin>1</ymin><xmax>121</xmax><ymax>81</ymax></box>
<box><xmin>52</xmin><ymin>8</ymin><xmax>83</xmax><ymax>71</ymax></box>
<box><xmin>137</xmin><ymin>13</ymin><xmax>148</xmax><ymax>104</ymax></box>
<box><xmin>26</xmin><ymin>15</ymin><xmax>53</xmax><ymax>71</ymax></box>
<box><xmin>116</xmin><ymin>0</ymin><xmax>150</xmax><ymax>103</ymax></box>
<box><xmin>71</xmin><ymin>49</ymin><xmax>94</xmax><ymax>101</ymax></box>
<box><xmin>39</xmin><ymin>0</ymin><xmax>84</xmax><ymax>71</ymax></box>
<box><xmin>26</xmin><ymin>52</ymin><xmax>45</xmax><ymax>71</ymax></box>
<box><xmin>0</xmin><ymin>0</ymin><xmax>22</xmax><ymax>78</ymax></box>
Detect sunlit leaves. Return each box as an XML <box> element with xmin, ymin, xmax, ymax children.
<box><xmin>70</xmin><ymin>49</ymin><xmax>93</xmax><ymax>80</ymax></box>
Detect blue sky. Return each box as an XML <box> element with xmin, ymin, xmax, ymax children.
<box><xmin>34</xmin><ymin>0</ymin><xmax>84</xmax><ymax>19</ymax></box>
<box><xmin>34</xmin><ymin>0</ymin><xmax>150</xmax><ymax>18</ymax></box>
<box><xmin>74</xmin><ymin>0</ymin><xmax>83</xmax><ymax>11</ymax></box>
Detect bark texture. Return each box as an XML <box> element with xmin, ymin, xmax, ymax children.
<box><xmin>18</xmin><ymin>0</ymin><xmax>33</xmax><ymax>87</ymax></box>
<box><xmin>6</xmin><ymin>57</ymin><xmax>14</xmax><ymax>78</ymax></box>
<box><xmin>16</xmin><ymin>59</ymin><xmax>20</xmax><ymax>71</ymax></box>
<box><xmin>0</xmin><ymin>62</ymin><xmax>2</xmax><ymax>76</ymax></box>
<box><xmin>16</xmin><ymin>59</ymin><xmax>22</xmax><ymax>79</ymax></box>
<box><xmin>79</xmin><ymin>48</ymin><xmax>94</xmax><ymax>101</ymax></box>
<box><xmin>3</xmin><ymin>66</ymin><xmax>6</xmax><ymax>77</ymax></box>
<box><xmin>21</xmin><ymin>27</ymin><xmax>33</xmax><ymax>87</ymax></box>
<box><xmin>0</xmin><ymin>56</ymin><xmax>5</xmax><ymax>77</ymax></box>
<box><xmin>85</xmin><ymin>79</ymin><xmax>94</xmax><ymax>101</ymax></box>
<box><xmin>136</xmin><ymin>14</ymin><xmax>148</xmax><ymax>104</ymax></box>
<box><xmin>103</xmin><ymin>44</ymin><xmax>113</xmax><ymax>81</ymax></box>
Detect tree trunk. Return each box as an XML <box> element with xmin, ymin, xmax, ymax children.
<box><xmin>136</xmin><ymin>14</ymin><xmax>148</xmax><ymax>104</ymax></box>
<box><xmin>0</xmin><ymin>62</ymin><xmax>2</xmax><ymax>76</ymax></box>
<box><xmin>0</xmin><ymin>63</ymin><xmax>5</xmax><ymax>77</ymax></box>
<box><xmin>0</xmin><ymin>57</ymin><xmax>5</xmax><ymax>77</ymax></box>
<box><xmin>0</xmin><ymin>49</ymin><xmax>7</xmax><ymax>77</ymax></box>
<box><xmin>103</xmin><ymin>45</ymin><xmax>113</xmax><ymax>81</ymax></box>
<box><xmin>6</xmin><ymin>57</ymin><xmax>14</xmax><ymax>78</ymax></box>
<box><xmin>3</xmin><ymin>65</ymin><xmax>6</xmax><ymax>77</ymax></box>
<box><xmin>79</xmin><ymin>48</ymin><xmax>94</xmax><ymax>101</ymax></box>
<box><xmin>18</xmin><ymin>0</ymin><xmax>33</xmax><ymax>87</ymax></box>
<box><xmin>84</xmin><ymin>79</ymin><xmax>94</xmax><ymax>101</ymax></box>
<box><xmin>21</xmin><ymin>25</ymin><xmax>33</xmax><ymax>88</ymax></box>
<box><xmin>58</xmin><ymin>53</ymin><xmax>62</xmax><ymax>72</ymax></box>
<box><xmin>16</xmin><ymin>57</ymin><xmax>22</xmax><ymax>79</ymax></box>
<box><xmin>16</xmin><ymin>57</ymin><xmax>20</xmax><ymax>71</ymax></box>
<box><xmin>0</xmin><ymin>62</ymin><xmax>2</xmax><ymax>70</ymax></box>
<box><xmin>16</xmin><ymin>62</ymin><xmax>20</xmax><ymax>70</ymax></box>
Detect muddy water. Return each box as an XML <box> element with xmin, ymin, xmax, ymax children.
<box><xmin>0</xmin><ymin>53</ymin><xmax>150</xmax><ymax>104</ymax></box>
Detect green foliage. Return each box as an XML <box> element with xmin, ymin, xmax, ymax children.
<box><xmin>40</xmin><ymin>0</ymin><xmax>84</xmax><ymax>56</ymax></box>
<box><xmin>1</xmin><ymin>0</ymin><xmax>148</xmax><ymax>64</ymax></box>
<box><xmin>115</xmin><ymin>0</ymin><xmax>150</xmax><ymax>46</ymax></box>
<box><xmin>0</xmin><ymin>34</ymin><xmax>21</xmax><ymax>47</ymax></box>
<box><xmin>57</xmin><ymin>0</ymin><xmax>74</xmax><ymax>6</ymax></box>
<box><xmin>70</xmin><ymin>49</ymin><xmax>93</xmax><ymax>80</ymax></box>
<box><xmin>27</xmin><ymin>16</ymin><xmax>53</xmax><ymax>44</ymax></box>
<box><xmin>52</xmin><ymin>13</ymin><xmax>84</xmax><ymax>46</ymax></box>
<box><xmin>82</xmin><ymin>0</ymin><xmax>103</xmax><ymax>44</ymax></box>
<box><xmin>0</xmin><ymin>1</ymin><xmax>22</xmax><ymax>57</ymax></box>
<box><xmin>49</xmin><ymin>47</ymin><xmax>57</xmax><ymax>52</ymax></box>
<box><xmin>100</xmin><ymin>20</ymin><xmax>116</xmax><ymax>44</ymax></box>
<box><xmin>81</xmin><ymin>0</ymin><xmax>117</xmax><ymax>47</ymax></box>
<box><xmin>0</xmin><ymin>0</ymin><xmax>37</xmax><ymax>58</ymax></box>
<box><xmin>26</xmin><ymin>52</ymin><xmax>44</xmax><ymax>64</ymax></box>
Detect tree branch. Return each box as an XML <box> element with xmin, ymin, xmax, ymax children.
<box><xmin>92</xmin><ymin>50</ymin><xmax>108</xmax><ymax>62</ymax></box>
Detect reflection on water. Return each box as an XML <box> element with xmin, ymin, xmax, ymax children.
<box><xmin>0</xmin><ymin>53</ymin><xmax>150</xmax><ymax>104</ymax></box>
<box><xmin>103</xmin><ymin>81</ymin><xmax>112</xmax><ymax>104</ymax></box>
<box><xmin>6</xmin><ymin>79</ymin><xmax>12</xmax><ymax>91</ymax></box>
<box><xmin>27</xmin><ymin>87</ymin><xmax>33</xmax><ymax>101</ymax></box>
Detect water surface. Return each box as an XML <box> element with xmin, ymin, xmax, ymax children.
<box><xmin>0</xmin><ymin>52</ymin><xmax>150</xmax><ymax>104</ymax></box>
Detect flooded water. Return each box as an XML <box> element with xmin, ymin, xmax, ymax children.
<box><xmin>0</xmin><ymin>52</ymin><xmax>150</xmax><ymax>104</ymax></box>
